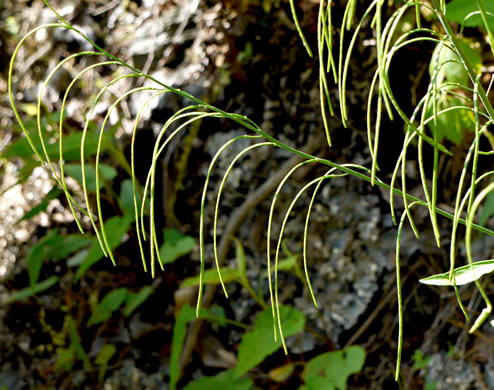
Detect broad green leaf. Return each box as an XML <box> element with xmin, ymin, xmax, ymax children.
<box><xmin>430</xmin><ymin>39</ymin><xmax>482</xmax><ymax>86</ymax></box>
<box><xmin>180</xmin><ymin>267</ymin><xmax>239</xmax><ymax>289</ymax></box>
<box><xmin>183</xmin><ymin>369</ymin><xmax>253</xmax><ymax>390</ymax></box>
<box><xmin>88</xmin><ymin>288</ymin><xmax>128</xmax><ymax>325</ymax></box>
<box><xmin>75</xmin><ymin>216</ymin><xmax>132</xmax><ymax>279</ymax></box>
<box><xmin>446</xmin><ymin>0</ymin><xmax>494</xmax><ymax>30</ymax></box>
<box><xmin>419</xmin><ymin>259</ymin><xmax>494</xmax><ymax>286</ymax></box>
<box><xmin>159</xmin><ymin>229</ymin><xmax>196</xmax><ymax>264</ymax></box>
<box><xmin>302</xmin><ymin>346</ymin><xmax>366</xmax><ymax>390</ymax></box>
<box><xmin>234</xmin><ymin>306</ymin><xmax>305</xmax><ymax>377</ymax></box>
<box><xmin>17</xmin><ymin>187</ymin><xmax>62</xmax><ymax>223</ymax></box>
<box><xmin>4</xmin><ymin>276</ymin><xmax>59</xmax><ymax>304</ymax></box>
<box><xmin>123</xmin><ymin>286</ymin><xmax>154</xmax><ymax>316</ymax></box>
<box><xmin>170</xmin><ymin>304</ymin><xmax>197</xmax><ymax>390</ymax></box>
<box><xmin>64</xmin><ymin>163</ymin><xmax>117</xmax><ymax>191</ymax></box>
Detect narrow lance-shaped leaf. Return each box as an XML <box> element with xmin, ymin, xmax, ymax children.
<box><xmin>419</xmin><ymin>259</ymin><xmax>494</xmax><ymax>286</ymax></box>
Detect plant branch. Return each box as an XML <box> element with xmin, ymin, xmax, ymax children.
<box><xmin>178</xmin><ymin>134</ymin><xmax>323</xmax><ymax>377</ymax></box>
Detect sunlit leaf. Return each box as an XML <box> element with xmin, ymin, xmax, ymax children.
<box><xmin>419</xmin><ymin>259</ymin><xmax>494</xmax><ymax>286</ymax></box>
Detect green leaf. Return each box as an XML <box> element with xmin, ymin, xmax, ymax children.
<box><xmin>66</xmin><ymin>248</ymin><xmax>92</xmax><ymax>267</ymax></box>
<box><xmin>95</xmin><ymin>344</ymin><xmax>116</xmax><ymax>366</ymax></box>
<box><xmin>209</xmin><ymin>304</ymin><xmax>227</xmax><ymax>327</ymax></box>
<box><xmin>412</xmin><ymin>349</ymin><xmax>431</xmax><ymax>370</ymax></box>
<box><xmin>234</xmin><ymin>238</ymin><xmax>247</xmax><ymax>281</ymax></box>
<box><xmin>180</xmin><ymin>267</ymin><xmax>239</xmax><ymax>289</ymax></box>
<box><xmin>419</xmin><ymin>259</ymin><xmax>494</xmax><ymax>286</ymax></box>
<box><xmin>55</xmin><ymin>347</ymin><xmax>75</xmax><ymax>371</ymax></box>
<box><xmin>101</xmin><ymin>288</ymin><xmax>128</xmax><ymax>311</ymax></box>
<box><xmin>302</xmin><ymin>346</ymin><xmax>366</xmax><ymax>390</ymax></box>
<box><xmin>3</xmin><ymin>129</ymin><xmax>108</xmax><ymax>161</ymax></box>
<box><xmin>425</xmin><ymin>94</ymin><xmax>475</xmax><ymax>144</ymax></box>
<box><xmin>27</xmin><ymin>229</ymin><xmax>60</xmax><ymax>288</ymax></box>
<box><xmin>26</xmin><ymin>243</ymin><xmax>45</xmax><ymax>289</ymax></box>
<box><xmin>159</xmin><ymin>229</ymin><xmax>196</xmax><ymax>265</ymax></box>
<box><xmin>446</xmin><ymin>0</ymin><xmax>494</xmax><ymax>30</ymax></box>
<box><xmin>95</xmin><ymin>344</ymin><xmax>116</xmax><ymax>383</ymax></box>
<box><xmin>123</xmin><ymin>286</ymin><xmax>154</xmax><ymax>316</ymax></box>
<box><xmin>88</xmin><ymin>288</ymin><xmax>128</xmax><ymax>325</ymax></box>
<box><xmin>17</xmin><ymin>187</ymin><xmax>62</xmax><ymax>223</ymax></box>
<box><xmin>119</xmin><ymin>179</ymin><xmax>141</xmax><ymax>220</ymax></box>
<box><xmin>234</xmin><ymin>306</ymin><xmax>305</xmax><ymax>377</ymax></box>
<box><xmin>75</xmin><ymin>216</ymin><xmax>132</xmax><ymax>279</ymax></box>
<box><xmin>479</xmin><ymin>183</ymin><xmax>494</xmax><ymax>226</ymax></box>
<box><xmin>183</xmin><ymin>369</ymin><xmax>253</xmax><ymax>390</ymax></box>
<box><xmin>170</xmin><ymin>304</ymin><xmax>197</xmax><ymax>390</ymax></box>
<box><xmin>46</xmin><ymin>235</ymin><xmax>93</xmax><ymax>261</ymax></box>
<box><xmin>68</xmin><ymin>316</ymin><xmax>90</xmax><ymax>369</ymax></box>
<box><xmin>64</xmin><ymin>163</ymin><xmax>118</xmax><ymax>191</ymax></box>
<box><xmin>262</xmin><ymin>255</ymin><xmax>298</xmax><ymax>277</ymax></box>
<box><xmin>4</xmin><ymin>276</ymin><xmax>59</xmax><ymax>304</ymax></box>
<box><xmin>430</xmin><ymin>39</ymin><xmax>482</xmax><ymax>86</ymax></box>
<box><xmin>269</xmin><ymin>363</ymin><xmax>295</xmax><ymax>383</ymax></box>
